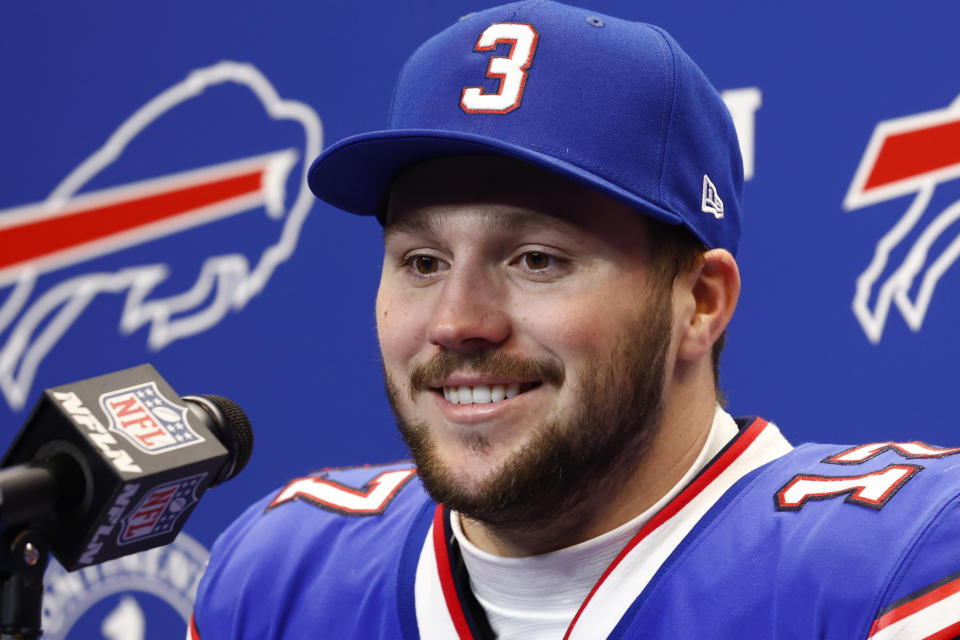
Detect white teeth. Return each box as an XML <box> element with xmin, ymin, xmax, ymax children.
<box><xmin>443</xmin><ymin>384</ymin><xmax>524</xmax><ymax>404</ymax></box>
<box><xmin>472</xmin><ymin>385</ymin><xmax>492</xmax><ymax>403</ymax></box>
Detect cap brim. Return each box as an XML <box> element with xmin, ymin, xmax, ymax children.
<box><xmin>307</xmin><ymin>129</ymin><xmax>684</xmax><ymax>227</ymax></box>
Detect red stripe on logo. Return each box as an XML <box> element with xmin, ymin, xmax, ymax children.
<box><xmin>864</xmin><ymin>118</ymin><xmax>960</xmax><ymax>190</ymax></box>
<box><xmin>0</xmin><ymin>167</ymin><xmax>266</xmax><ymax>273</ymax></box>
<box><xmin>868</xmin><ymin>575</ymin><xmax>960</xmax><ymax>637</ymax></box>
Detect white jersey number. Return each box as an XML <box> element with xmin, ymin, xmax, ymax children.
<box><xmin>775</xmin><ymin>464</ymin><xmax>921</xmax><ymax>511</ymax></box>
<box><xmin>268</xmin><ymin>468</ymin><xmax>416</xmax><ymax>516</ymax></box>
<box><xmin>824</xmin><ymin>441</ymin><xmax>960</xmax><ymax>464</ymax></box>
<box><xmin>775</xmin><ymin>440</ymin><xmax>960</xmax><ymax>512</ymax></box>
<box><xmin>460</xmin><ymin>22</ymin><xmax>539</xmax><ymax>114</ymax></box>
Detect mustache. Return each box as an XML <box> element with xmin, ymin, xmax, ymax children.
<box><xmin>409</xmin><ymin>351</ymin><xmax>564</xmax><ymax>397</ymax></box>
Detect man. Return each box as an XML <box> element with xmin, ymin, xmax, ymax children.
<box><xmin>191</xmin><ymin>2</ymin><xmax>960</xmax><ymax>638</ymax></box>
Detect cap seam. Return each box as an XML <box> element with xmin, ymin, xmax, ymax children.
<box><xmin>515</xmin><ymin>0</ymin><xmax>547</xmax><ymax>22</ymax></box>
<box><xmin>388</xmin><ymin>45</ymin><xmax>421</xmax><ymax>127</ymax></box>
<box><xmin>642</xmin><ymin>24</ymin><xmax>678</xmax><ymax>214</ymax></box>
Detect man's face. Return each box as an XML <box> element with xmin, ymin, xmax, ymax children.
<box><xmin>377</xmin><ymin>156</ymin><xmax>678</xmax><ymax>530</ymax></box>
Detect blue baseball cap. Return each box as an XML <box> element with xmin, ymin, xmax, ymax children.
<box><xmin>308</xmin><ymin>0</ymin><xmax>743</xmax><ymax>255</ymax></box>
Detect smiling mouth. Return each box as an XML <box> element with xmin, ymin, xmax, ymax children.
<box><xmin>437</xmin><ymin>382</ymin><xmax>542</xmax><ymax>405</ymax></box>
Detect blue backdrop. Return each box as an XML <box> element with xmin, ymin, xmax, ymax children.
<box><xmin>2</xmin><ymin>1</ymin><xmax>957</xmax><ymax>637</ymax></box>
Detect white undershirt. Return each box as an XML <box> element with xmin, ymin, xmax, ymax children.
<box><xmin>450</xmin><ymin>406</ymin><xmax>740</xmax><ymax>640</ymax></box>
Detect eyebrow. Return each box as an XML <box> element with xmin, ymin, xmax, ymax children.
<box><xmin>382</xmin><ymin>208</ymin><xmax>579</xmax><ymax>240</ymax></box>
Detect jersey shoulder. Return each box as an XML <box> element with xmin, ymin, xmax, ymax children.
<box><xmin>768</xmin><ymin>441</ymin><xmax>960</xmax><ymax>639</ymax></box>
<box><xmin>626</xmin><ymin>438</ymin><xmax>960</xmax><ymax>639</ymax></box>
<box><xmin>192</xmin><ymin>461</ymin><xmax>433</xmax><ymax>640</ymax></box>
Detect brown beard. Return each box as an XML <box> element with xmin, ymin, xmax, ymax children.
<box><xmin>384</xmin><ymin>284</ymin><xmax>672</xmax><ymax>533</ymax></box>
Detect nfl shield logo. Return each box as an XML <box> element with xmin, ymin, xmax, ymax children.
<box><xmin>100</xmin><ymin>382</ymin><xmax>204</xmax><ymax>454</ymax></box>
<box><xmin>118</xmin><ymin>473</ymin><xmax>206</xmax><ymax>544</ymax></box>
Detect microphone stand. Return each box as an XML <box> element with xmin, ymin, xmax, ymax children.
<box><xmin>0</xmin><ymin>460</ymin><xmax>68</xmax><ymax>639</ymax></box>
<box><xmin>0</xmin><ymin>528</ymin><xmax>49</xmax><ymax>640</ymax></box>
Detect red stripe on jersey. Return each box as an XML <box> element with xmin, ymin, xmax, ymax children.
<box><xmin>868</xmin><ymin>574</ymin><xmax>960</xmax><ymax>637</ymax></box>
<box><xmin>188</xmin><ymin>613</ymin><xmax>201</xmax><ymax>640</ymax></box>
<box><xmin>864</xmin><ymin>118</ymin><xmax>960</xmax><ymax>190</ymax></box>
<box><xmin>432</xmin><ymin>506</ymin><xmax>474</xmax><ymax>640</ymax></box>
<box><xmin>925</xmin><ymin>619</ymin><xmax>960</xmax><ymax>640</ymax></box>
<box><xmin>562</xmin><ymin>417</ymin><xmax>770</xmax><ymax>639</ymax></box>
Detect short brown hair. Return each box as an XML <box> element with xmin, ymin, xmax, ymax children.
<box><xmin>645</xmin><ymin>218</ymin><xmax>726</xmax><ymax>403</ymax></box>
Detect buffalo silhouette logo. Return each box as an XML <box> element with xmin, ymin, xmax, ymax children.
<box><xmin>845</xmin><ymin>95</ymin><xmax>960</xmax><ymax>343</ymax></box>
<box><xmin>0</xmin><ymin>61</ymin><xmax>322</xmax><ymax>410</ymax></box>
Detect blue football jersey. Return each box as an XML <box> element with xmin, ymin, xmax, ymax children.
<box><xmin>190</xmin><ymin>417</ymin><xmax>960</xmax><ymax>639</ymax></box>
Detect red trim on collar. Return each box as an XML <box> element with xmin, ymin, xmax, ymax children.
<box><xmin>188</xmin><ymin>613</ymin><xmax>201</xmax><ymax>640</ymax></box>
<box><xmin>562</xmin><ymin>417</ymin><xmax>770</xmax><ymax>639</ymax></box>
<box><xmin>432</xmin><ymin>505</ymin><xmax>474</xmax><ymax>639</ymax></box>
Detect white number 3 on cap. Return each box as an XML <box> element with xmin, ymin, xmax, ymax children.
<box><xmin>460</xmin><ymin>22</ymin><xmax>539</xmax><ymax>114</ymax></box>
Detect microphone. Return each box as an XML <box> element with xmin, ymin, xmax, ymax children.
<box><xmin>0</xmin><ymin>364</ymin><xmax>253</xmax><ymax>571</ymax></box>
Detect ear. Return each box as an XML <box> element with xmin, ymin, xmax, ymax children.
<box><xmin>675</xmin><ymin>249</ymin><xmax>740</xmax><ymax>363</ymax></box>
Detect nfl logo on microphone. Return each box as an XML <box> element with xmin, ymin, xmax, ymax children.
<box><xmin>119</xmin><ymin>473</ymin><xmax>206</xmax><ymax>545</ymax></box>
<box><xmin>100</xmin><ymin>382</ymin><xmax>205</xmax><ymax>454</ymax></box>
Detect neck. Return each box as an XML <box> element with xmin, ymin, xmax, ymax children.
<box><xmin>460</xmin><ymin>384</ymin><xmax>718</xmax><ymax>557</ymax></box>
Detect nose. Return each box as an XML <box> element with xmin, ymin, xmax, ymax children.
<box><xmin>427</xmin><ymin>267</ymin><xmax>511</xmax><ymax>353</ymax></box>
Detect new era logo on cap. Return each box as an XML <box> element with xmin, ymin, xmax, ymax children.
<box><xmin>701</xmin><ymin>174</ymin><xmax>724</xmax><ymax>219</ymax></box>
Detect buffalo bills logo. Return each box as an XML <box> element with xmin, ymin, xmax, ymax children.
<box><xmin>0</xmin><ymin>61</ymin><xmax>323</xmax><ymax>411</ymax></box>
<box><xmin>100</xmin><ymin>382</ymin><xmax>201</xmax><ymax>454</ymax></box>
<box><xmin>845</xmin><ymin>95</ymin><xmax>960</xmax><ymax>343</ymax></box>
<box><xmin>118</xmin><ymin>474</ymin><xmax>206</xmax><ymax>545</ymax></box>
